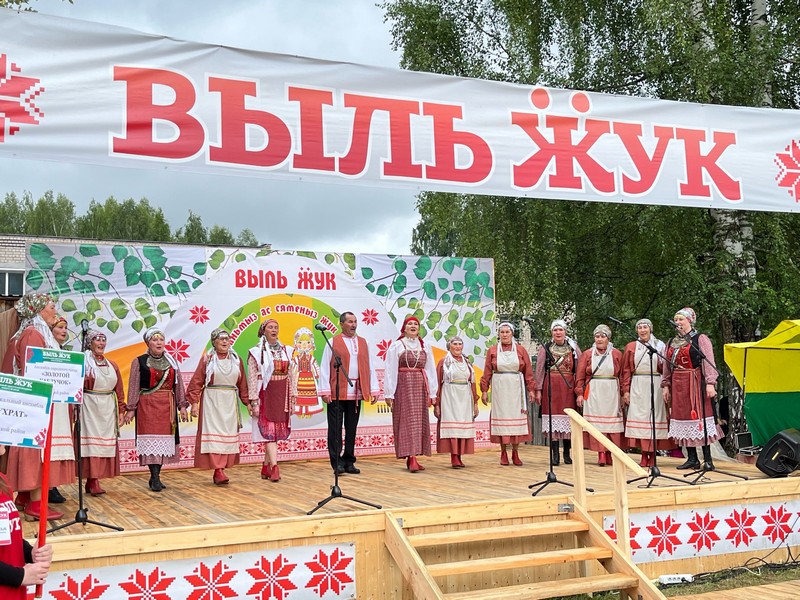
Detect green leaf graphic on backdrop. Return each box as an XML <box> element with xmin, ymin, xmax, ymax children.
<box><xmin>111</xmin><ymin>245</ymin><xmax>128</xmax><ymax>262</ymax></box>
<box><xmin>26</xmin><ymin>270</ymin><xmax>44</xmax><ymax>290</ymax></box>
<box><xmin>143</xmin><ymin>247</ymin><xmax>168</xmax><ymax>270</ymax></box>
<box><xmin>30</xmin><ymin>243</ymin><xmax>56</xmax><ymax>271</ymax></box>
<box><xmin>79</xmin><ymin>244</ymin><xmax>100</xmax><ymax>258</ymax></box>
<box><xmin>360</xmin><ymin>253</ymin><xmax>496</xmax><ymax>365</ymax></box>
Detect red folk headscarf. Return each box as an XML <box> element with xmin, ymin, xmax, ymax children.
<box><xmin>398</xmin><ymin>315</ymin><xmax>424</xmax><ymax>347</ymax></box>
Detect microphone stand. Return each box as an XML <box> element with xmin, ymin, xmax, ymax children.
<box><xmin>676</xmin><ymin>330</ymin><xmax>747</xmax><ymax>485</ymax></box>
<box><xmin>49</xmin><ymin>325</ymin><xmax>123</xmax><ymax>534</ymax></box>
<box><xmin>526</xmin><ymin>319</ymin><xmax>593</xmax><ymax>497</ymax></box>
<box><xmin>307</xmin><ymin>327</ymin><xmax>381</xmax><ymax>514</ymax></box>
<box><xmin>607</xmin><ymin>318</ymin><xmax>687</xmax><ymax>488</ymax></box>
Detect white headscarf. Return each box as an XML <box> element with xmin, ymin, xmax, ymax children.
<box><xmin>497</xmin><ymin>321</ymin><xmax>517</xmax><ymax>353</ymax></box>
<box><xmin>205</xmin><ymin>329</ymin><xmax>240</xmax><ymax>385</ymax></box>
<box><xmin>442</xmin><ymin>336</ymin><xmax>474</xmax><ymax>384</ymax></box>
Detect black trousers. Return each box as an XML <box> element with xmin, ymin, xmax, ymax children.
<box><xmin>326</xmin><ymin>399</ymin><xmax>361</xmax><ymax>469</ymax></box>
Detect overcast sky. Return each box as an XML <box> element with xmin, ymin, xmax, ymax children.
<box><xmin>0</xmin><ymin>0</ymin><xmax>420</xmax><ymax>254</ymax></box>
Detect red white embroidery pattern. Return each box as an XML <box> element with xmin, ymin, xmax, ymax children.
<box><xmin>361</xmin><ymin>308</ymin><xmax>379</xmax><ymax>325</ymax></box>
<box><xmin>0</xmin><ymin>54</ymin><xmax>44</xmax><ymax>143</ymax></box>
<box><xmin>604</xmin><ymin>499</ymin><xmax>800</xmax><ymax>564</ymax></box>
<box><xmin>40</xmin><ymin>544</ymin><xmax>356</xmax><ymax>599</ymax></box>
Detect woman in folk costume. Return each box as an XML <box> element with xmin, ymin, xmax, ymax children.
<box><xmin>384</xmin><ymin>315</ymin><xmax>438</xmax><ymax>472</ymax></box>
<box><xmin>575</xmin><ymin>324</ymin><xmax>625</xmax><ymax>466</ymax></box>
<box><xmin>187</xmin><ymin>329</ymin><xmax>251</xmax><ymax>485</ymax></box>
<box><xmin>434</xmin><ymin>336</ymin><xmax>479</xmax><ymax>468</ymax></box>
<box><xmin>81</xmin><ymin>330</ymin><xmax>126</xmax><ymax>496</ymax></box>
<box><xmin>662</xmin><ymin>307</ymin><xmax>722</xmax><ymax>470</ymax></box>
<box><xmin>51</xmin><ymin>315</ymin><xmax>70</xmax><ymax>348</ymax></box>
<box><xmin>291</xmin><ymin>327</ymin><xmax>322</xmax><ymax>418</ymax></box>
<box><xmin>247</xmin><ymin>319</ymin><xmax>296</xmax><ymax>483</ymax></box>
<box><xmin>1</xmin><ymin>293</ymin><xmax>67</xmax><ymax>521</ymax></box>
<box><xmin>47</xmin><ymin>314</ymin><xmax>73</xmax><ymax>505</ymax></box>
<box><xmin>621</xmin><ymin>319</ymin><xmax>670</xmax><ymax>467</ymax></box>
<box><xmin>480</xmin><ymin>322</ymin><xmax>536</xmax><ymax>466</ymax></box>
<box><xmin>125</xmin><ymin>327</ymin><xmax>189</xmax><ymax>492</ymax></box>
<box><xmin>534</xmin><ymin>320</ymin><xmax>581</xmax><ymax>466</ymax></box>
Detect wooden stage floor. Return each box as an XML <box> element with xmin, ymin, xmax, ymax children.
<box><xmin>26</xmin><ymin>444</ymin><xmax>766</xmax><ymax>538</ymax></box>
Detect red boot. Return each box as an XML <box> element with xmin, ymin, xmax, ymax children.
<box><xmin>213</xmin><ymin>469</ymin><xmax>229</xmax><ymax>485</ymax></box>
<box><xmin>261</xmin><ymin>464</ymin><xmax>272</xmax><ymax>480</ymax></box>
<box><xmin>500</xmin><ymin>449</ymin><xmax>509</xmax><ymax>466</ymax></box>
<box><xmin>24</xmin><ymin>500</ymin><xmax>64</xmax><ymax>522</ymax></box>
<box><xmin>605</xmin><ymin>451</ymin><xmax>613</xmax><ymax>465</ymax></box>
<box><xmin>455</xmin><ymin>455</ymin><xmax>465</xmax><ymax>468</ymax></box>
<box><xmin>598</xmin><ymin>452</ymin><xmax>607</xmax><ymax>466</ymax></box>
<box><xmin>269</xmin><ymin>464</ymin><xmax>281</xmax><ymax>482</ymax></box>
<box><xmin>85</xmin><ymin>478</ymin><xmax>106</xmax><ymax>496</ymax></box>
<box><xmin>451</xmin><ymin>454</ymin><xmax>461</xmax><ymax>469</ymax></box>
<box><xmin>511</xmin><ymin>449</ymin><xmax>523</xmax><ymax>466</ymax></box>
<box><xmin>408</xmin><ymin>456</ymin><xmax>422</xmax><ymax>472</ymax></box>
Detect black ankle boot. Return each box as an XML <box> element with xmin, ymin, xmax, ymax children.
<box><xmin>676</xmin><ymin>447</ymin><xmax>700</xmax><ymax>470</ymax></box>
<box><xmin>563</xmin><ymin>440</ymin><xmax>573</xmax><ymax>465</ymax></box>
<box><xmin>148</xmin><ymin>465</ymin><xmax>164</xmax><ymax>492</ymax></box>
<box><xmin>550</xmin><ymin>441</ymin><xmax>560</xmax><ymax>466</ymax></box>
<box><xmin>702</xmin><ymin>445</ymin><xmax>714</xmax><ymax>469</ymax></box>
<box><xmin>48</xmin><ymin>487</ymin><xmax>66</xmax><ymax>504</ymax></box>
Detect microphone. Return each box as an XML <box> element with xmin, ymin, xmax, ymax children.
<box><xmin>667</xmin><ymin>319</ymin><xmax>680</xmax><ymax>329</ymax></box>
<box><xmin>314</xmin><ymin>323</ymin><xmax>328</xmax><ymax>332</ymax></box>
<box><xmin>606</xmin><ymin>315</ymin><xmax>624</xmax><ymax>325</ymax></box>
<box><xmin>80</xmin><ymin>319</ymin><xmax>90</xmax><ymax>333</ymax></box>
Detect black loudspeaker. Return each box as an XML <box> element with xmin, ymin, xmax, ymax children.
<box><xmin>756</xmin><ymin>428</ymin><xmax>800</xmax><ymax>477</ymax></box>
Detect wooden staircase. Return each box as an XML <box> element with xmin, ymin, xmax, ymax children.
<box><xmin>385</xmin><ymin>499</ymin><xmax>665</xmax><ymax>600</ymax></box>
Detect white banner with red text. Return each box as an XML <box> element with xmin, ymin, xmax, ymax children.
<box><xmin>2</xmin><ymin>8</ymin><xmax>800</xmax><ymax>211</ymax></box>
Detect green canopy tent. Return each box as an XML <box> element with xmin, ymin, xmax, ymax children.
<box><xmin>724</xmin><ymin>320</ymin><xmax>800</xmax><ymax>446</ymax></box>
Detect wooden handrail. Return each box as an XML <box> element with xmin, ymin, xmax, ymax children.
<box><xmin>565</xmin><ymin>408</ymin><xmax>647</xmax><ymax>557</ymax></box>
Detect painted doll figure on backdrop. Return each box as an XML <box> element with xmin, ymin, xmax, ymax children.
<box><xmin>291</xmin><ymin>328</ymin><xmax>323</xmax><ymax>418</ymax></box>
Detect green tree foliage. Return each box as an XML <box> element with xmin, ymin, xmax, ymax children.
<box><xmin>236</xmin><ymin>228</ymin><xmax>260</xmax><ymax>247</ymax></box>
<box><xmin>385</xmin><ymin>0</ymin><xmax>800</xmax><ymax>348</ymax></box>
<box><xmin>21</xmin><ymin>190</ymin><xmax>77</xmax><ymax>238</ymax></box>
<box><xmin>175</xmin><ymin>210</ymin><xmax>209</xmax><ymax>245</ymax></box>
<box><xmin>0</xmin><ymin>192</ymin><xmax>26</xmax><ymax>233</ymax></box>
<box><xmin>208</xmin><ymin>224</ymin><xmax>235</xmax><ymax>246</ymax></box>
<box><xmin>74</xmin><ymin>197</ymin><xmax>172</xmax><ymax>242</ymax></box>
